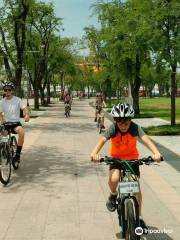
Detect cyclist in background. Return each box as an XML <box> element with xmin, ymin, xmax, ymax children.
<box><xmin>64</xmin><ymin>92</ymin><xmax>71</xmax><ymax>104</ymax></box>
<box><xmin>91</xmin><ymin>103</ymin><xmax>161</xmax><ymax>229</ymax></box>
<box><xmin>94</xmin><ymin>93</ymin><xmax>106</xmax><ymax>124</ymax></box>
<box><xmin>64</xmin><ymin>92</ymin><xmax>72</xmax><ymax>116</ymax></box>
<box><xmin>0</xmin><ymin>82</ymin><xmax>30</xmax><ymax>162</ymax></box>
<box><xmin>64</xmin><ymin>92</ymin><xmax>72</xmax><ymax>107</ymax></box>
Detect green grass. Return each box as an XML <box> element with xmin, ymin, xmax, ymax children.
<box><xmin>106</xmin><ymin>97</ymin><xmax>180</xmax><ymax>123</ymax></box>
<box><xmin>139</xmin><ymin>97</ymin><xmax>180</xmax><ymax>123</ymax></box>
<box><xmin>143</xmin><ymin>124</ymin><xmax>180</xmax><ymax>136</ymax></box>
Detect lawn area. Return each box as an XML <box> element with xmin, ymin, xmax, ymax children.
<box><xmin>143</xmin><ymin>124</ymin><xmax>180</xmax><ymax>135</ymax></box>
<box><xmin>106</xmin><ymin>97</ymin><xmax>180</xmax><ymax>123</ymax></box>
<box><xmin>139</xmin><ymin>97</ymin><xmax>180</xmax><ymax>123</ymax></box>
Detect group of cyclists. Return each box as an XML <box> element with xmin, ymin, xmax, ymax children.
<box><xmin>0</xmin><ymin>81</ymin><xmax>163</xmax><ymax>234</ymax></box>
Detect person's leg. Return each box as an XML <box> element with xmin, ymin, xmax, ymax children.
<box><xmin>94</xmin><ymin>109</ymin><xmax>98</xmax><ymax>122</ymax></box>
<box><xmin>100</xmin><ymin>112</ymin><xmax>105</xmax><ymax>128</ymax></box>
<box><xmin>106</xmin><ymin>169</ymin><xmax>120</xmax><ymax>212</ymax></box>
<box><xmin>14</xmin><ymin>126</ymin><xmax>25</xmax><ymax>161</ymax></box>
<box><xmin>108</xmin><ymin>169</ymin><xmax>120</xmax><ymax>192</ymax></box>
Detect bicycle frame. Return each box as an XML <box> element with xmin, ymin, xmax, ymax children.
<box><xmin>117</xmin><ymin>169</ymin><xmax>140</xmax><ymax>238</ymax></box>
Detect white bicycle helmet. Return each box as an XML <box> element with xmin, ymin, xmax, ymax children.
<box><xmin>3</xmin><ymin>81</ymin><xmax>15</xmax><ymax>89</ymax></box>
<box><xmin>111</xmin><ymin>103</ymin><xmax>134</xmax><ymax>118</ymax></box>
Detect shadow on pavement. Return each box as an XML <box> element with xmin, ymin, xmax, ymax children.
<box><xmin>2</xmin><ymin>145</ymin><xmax>105</xmax><ymax>192</ymax></box>
<box><xmin>26</xmin><ymin>122</ymin><xmax>95</xmax><ymax>133</ymax></box>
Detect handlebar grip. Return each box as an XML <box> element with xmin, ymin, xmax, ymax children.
<box><xmin>160</xmin><ymin>156</ymin><xmax>164</xmax><ymax>161</ymax></box>
<box><xmin>99</xmin><ymin>158</ymin><xmax>104</xmax><ymax>162</ymax></box>
<box><xmin>91</xmin><ymin>158</ymin><xmax>104</xmax><ymax>162</ymax></box>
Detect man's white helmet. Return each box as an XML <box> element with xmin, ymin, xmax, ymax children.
<box><xmin>111</xmin><ymin>103</ymin><xmax>134</xmax><ymax>118</ymax></box>
<box><xmin>2</xmin><ymin>81</ymin><xmax>15</xmax><ymax>89</ymax></box>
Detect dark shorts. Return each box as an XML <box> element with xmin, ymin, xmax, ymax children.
<box><xmin>4</xmin><ymin>122</ymin><xmax>22</xmax><ymax>134</ymax></box>
<box><xmin>109</xmin><ymin>161</ymin><xmax>140</xmax><ymax>177</ymax></box>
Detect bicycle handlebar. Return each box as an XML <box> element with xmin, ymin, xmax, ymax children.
<box><xmin>99</xmin><ymin>156</ymin><xmax>164</xmax><ymax>166</ymax></box>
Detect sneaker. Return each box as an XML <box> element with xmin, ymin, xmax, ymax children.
<box><xmin>140</xmin><ymin>218</ymin><xmax>148</xmax><ymax>234</ymax></box>
<box><xmin>106</xmin><ymin>194</ymin><xmax>117</xmax><ymax>212</ymax></box>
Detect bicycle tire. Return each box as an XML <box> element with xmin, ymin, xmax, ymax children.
<box><xmin>11</xmin><ymin>136</ymin><xmax>19</xmax><ymax>170</ymax></box>
<box><xmin>118</xmin><ymin>197</ymin><xmax>127</xmax><ymax>239</ymax></box>
<box><xmin>125</xmin><ymin>200</ymin><xmax>137</xmax><ymax>240</ymax></box>
<box><xmin>0</xmin><ymin>144</ymin><xmax>11</xmax><ymax>185</ymax></box>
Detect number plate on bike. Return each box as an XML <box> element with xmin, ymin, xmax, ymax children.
<box><xmin>119</xmin><ymin>181</ymin><xmax>140</xmax><ymax>193</ymax></box>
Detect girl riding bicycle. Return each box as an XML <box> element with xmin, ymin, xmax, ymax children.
<box><xmin>91</xmin><ymin>102</ymin><xmax>162</xmax><ymax>230</ymax></box>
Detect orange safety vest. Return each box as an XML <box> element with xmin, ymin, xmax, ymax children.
<box><xmin>109</xmin><ymin>132</ymin><xmax>139</xmax><ymax>160</ymax></box>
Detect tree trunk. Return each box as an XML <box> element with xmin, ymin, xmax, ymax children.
<box><xmin>3</xmin><ymin>56</ymin><xmax>13</xmax><ymax>80</ymax></box>
<box><xmin>14</xmin><ymin>2</ymin><xmax>29</xmax><ymax>96</ymax></box>
<box><xmin>60</xmin><ymin>72</ymin><xmax>64</xmax><ymax>100</ymax></box>
<box><xmin>40</xmin><ymin>87</ymin><xmax>46</xmax><ymax>105</ymax></box>
<box><xmin>87</xmin><ymin>85</ymin><xmax>90</xmax><ymax>99</ymax></box>
<box><xmin>34</xmin><ymin>91</ymin><xmax>39</xmax><ymax>110</ymax></box>
<box><xmin>47</xmin><ymin>78</ymin><xmax>51</xmax><ymax>104</ymax></box>
<box><xmin>171</xmin><ymin>65</ymin><xmax>176</xmax><ymax>125</ymax></box>
<box><xmin>33</xmin><ymin>78</ymin><xmax>39</xmax><ymax>110</ymax></box>
<box><xmin>15</xmin><ymin>57</ymin><xmax>23</xmax><ymax>96</ymax></box>
<box><xmin>131</xmin><ymin>54</ymin><xmax>141</xmax><ymax>114</ymax></box>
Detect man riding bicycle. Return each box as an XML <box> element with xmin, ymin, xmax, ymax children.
<box><xmin>91</xmin><ymin>103</ymin><xmax>161</xmax><ymax>230</ymax></box>
<box><xmin>0</xmin><ymin>82</ymin><xmax>30</xmax><ymax>163</ymax></box>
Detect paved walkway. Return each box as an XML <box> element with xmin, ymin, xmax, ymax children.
<box><xmin>0</xmin><ymin>99</ymin><xmax>179</xmax><ymax>240</ymax></box>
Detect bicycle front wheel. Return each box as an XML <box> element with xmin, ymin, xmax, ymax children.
<box><xmin>125</xmin><ymin>200</ymin><xmax>137</xmax><ymax>240</ymax></box>
<box><xmin>0</xmin><ymin>144</ymin><xmax>11</xmax><ymax>185</ymax></box>
<box><xmin>11</xmin><ymin>136</ymin><xmax>19</xmax><ymax>170</ymax></box>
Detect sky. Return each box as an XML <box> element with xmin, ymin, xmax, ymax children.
<box><xmin>43</xmin><ymin>0</ymin><xmax>100</xmax><ymax>39</ymax></box>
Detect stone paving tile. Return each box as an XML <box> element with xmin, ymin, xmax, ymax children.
<box><xmin>80</xmin><ymin>223</ymin><xmax>117</xmax><ymax>240</ymax></box>
<box><xmin>43</xmin><ymin>223</ymin><xmax>80</xmax><ymax>240</ymax></box>
<box><xmin>5</xmin><ymin>224</ymin><xmax>43</xmax><ymax>239</ymax></box>
<box><xmin>151</xmin><ymin>136</ymin><xmax>180</xmax><ymax>157</ymax></box>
